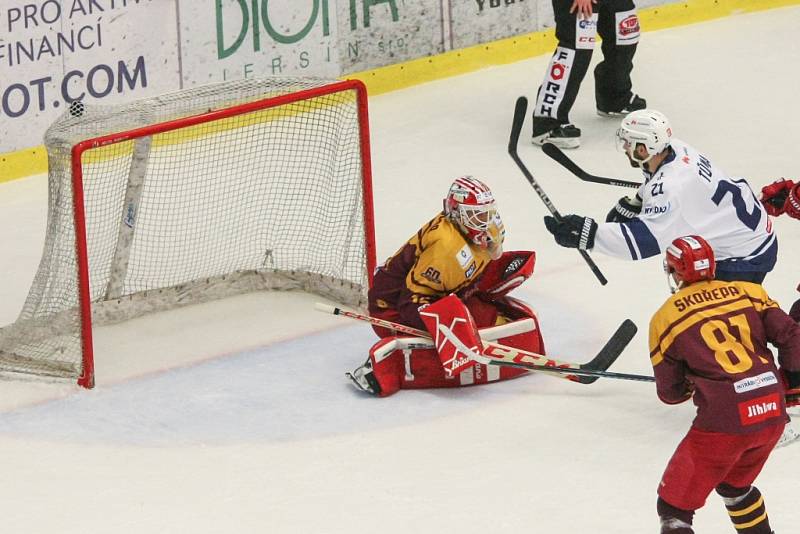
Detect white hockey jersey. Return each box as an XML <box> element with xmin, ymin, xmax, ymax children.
<box><xmin>593</xmin><ymin>139</ymin><xmax>777</xmax><ymax>274</ymax></box>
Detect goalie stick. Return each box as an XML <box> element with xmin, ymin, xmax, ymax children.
<box><xmin>509</xmin><ymin>97</ymin><xmax>608</xmax><ymax>286</ymax></box>
<box><xmin>316</xmin><ymin>303</ymin><xmax>652</xmax><ymax>383</ymax></box>
<box><xmin>541</xmin><ymin>143</ymin><xmax>641</xmax><ymax>190</ymax></box>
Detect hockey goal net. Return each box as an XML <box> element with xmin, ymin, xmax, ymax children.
<box><xmin>0</xmin><ymin>77</ymin><xmax>375</xmax><ymax>388</ymax></box>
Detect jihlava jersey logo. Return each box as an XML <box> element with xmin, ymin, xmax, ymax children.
<box><xmin>738</xmin><ymin>393</ymin><xmax>781</xmax><ymax>426</ymax></box>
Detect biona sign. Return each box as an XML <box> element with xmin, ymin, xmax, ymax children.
<box><xmin>216</xmin><ymin>0</ymin><xmax>402</xmax><ymax>59</ymax></box>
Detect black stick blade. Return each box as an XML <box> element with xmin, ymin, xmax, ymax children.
<box><xmin>509</xmin><ymin>96</ymin><xmax>528</xmax><ymax>155</ymax></box>
<box><xmin>542</xmin><ymin>142</ymin><xmax>641</xmax><ymax>189</ymax></box>
<box><xmin>578</xmin><ymin>319</ymin><xmax>638</xmax><ymax>384</ymax></box>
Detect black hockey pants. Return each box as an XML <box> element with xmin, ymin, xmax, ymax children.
<box><xmin>532</xmin><ymin>0</ymin><xmax>639</xmax><ymax>136</ymax></box>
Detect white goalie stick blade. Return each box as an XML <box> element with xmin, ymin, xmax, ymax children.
<box><xmin>390</xmin><ymin>319</ymin><xmax>536</xmax><ymax>351</ymax></box>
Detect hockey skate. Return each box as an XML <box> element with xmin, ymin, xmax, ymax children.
<box><xmin>532</xmin><ymin>123</ymin><xmax>581</xmax><ymax>149</ymax></box>
<box><xmin>597</xmin><ymin>94</ymin><xmax>647</xmax><ymax>118</ymax></box>
<box><xmin>775</xmin><ymin>412</ymin><xmax>800</xmax><ymax>448</ymax></box>
<box><xmin>346</xmin><ymin>357</ymin><xmax>382</xmax><ymax>396</ymax></box>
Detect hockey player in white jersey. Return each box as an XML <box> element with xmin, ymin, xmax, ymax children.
<box><xmin>543</xmin><ymin>109</ymin><xmax>777</xmax><ymax>283</ymax></box>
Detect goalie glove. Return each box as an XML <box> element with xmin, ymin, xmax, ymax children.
<box><xmin>418</xmin><ymin>294</ymin><xmax>483</xmax><ymax>377</ymax></box>
<box><xmin>544</xmin><ymin>215</ymin><xmax>597</xmax><ymax>251</ymax></box>
<box><xmin>473</xmin><ymin>251</ymin><xmax>536</xmax><ymax>300</ymax></box>
<box><xmin>605</xmin><ymin>195</ymin><xmax>642</xmax><ymax>223</ymax></box>
<box><xmin>760</xmin><ymin>178</ymin><xmax>800</xmax><ymax>218</ymax></box>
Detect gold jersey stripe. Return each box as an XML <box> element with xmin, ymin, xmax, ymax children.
<box><xmin>650</xmin><ymin>298</ymin><xmax>755</xmax><ymax>366</ymax></box>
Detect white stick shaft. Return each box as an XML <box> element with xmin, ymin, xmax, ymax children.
<box><xmin>315</xmin><ymin>302</ymin><xmax>550</xmax><ymax>361</ymax></box>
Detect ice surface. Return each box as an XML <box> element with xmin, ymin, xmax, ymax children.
<box><xmin>0</xmin><ymin>7</ymin><xmax>799</xmax><ymax>533</ymax></box>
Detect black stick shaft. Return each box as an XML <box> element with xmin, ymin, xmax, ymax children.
<box><xmin>509</xmin><ymin>97</ymin><xmax>608</xmax><ymax>286</ymax></box>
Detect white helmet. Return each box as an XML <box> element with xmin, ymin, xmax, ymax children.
<box><xmin>616</xmin><ymin>109</ymin><xmax>672</xmax><ymax>164</ymax></box>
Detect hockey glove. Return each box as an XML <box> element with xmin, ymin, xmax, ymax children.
<box><xmin>783</xmin><ymin>369</ymin><xmax>800</xmax><ymax>408</ymax></box>
<box><xmin>474</xmin><ymin>251</ymin><xmax>536</xmax><ymax>300</ymax></box>
<box><xmin>790</xmin><ymin>287</ymin><xmax>800</xmax><ymax>323</ymax></box>
<box><xmin>544</xmin><ymin>215</ymin><xmax>597</xmax><ymax>250</ymax></box>
<box><xmin>605</xmin><ymin>195</ymin><xmax>642</xmax><ymax>223</ymax></box>
<box><xmin>786</xmin><ymin>181</ymin><xmax>800</xmax><ymax>220</ymax></box>
<box><xmin>760</xmin><ymin>178</ymin><xmax>795</xmax><ymax>216</ymax></box>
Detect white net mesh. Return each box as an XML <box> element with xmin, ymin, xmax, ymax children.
<box><xmin>0</xmin><ymin>77</ymin><xmax>372</xmax><ymax>384</ymax></box>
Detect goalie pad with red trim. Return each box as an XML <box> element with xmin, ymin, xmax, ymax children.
<box><xmin>355</xmin><ymin>298</ymin><xmax>543</xmax><ymax>397</ymax></box>
<box><xmin>418</xmin><ymin>294</ymin><xmax>483</xmax><ymax>377</ymax></box>
<box><xmin>473</xmin><ymin>251</ymin><xmax>536</xmax><ymax>300</ymax></box>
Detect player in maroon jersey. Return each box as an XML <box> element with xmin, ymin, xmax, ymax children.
<box><xmin>649</xmin><ymin>235</ymin><xmax>800</xmax><ymax>534</ymax></box>
<box><xmin>760</xmin><ymin>178</ymin><xmax>800</xmax><ymax>322</ymax></box>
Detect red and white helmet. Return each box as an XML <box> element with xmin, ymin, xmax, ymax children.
<box><xmin>444</xmin><ymin>176</ymin><xmax>504</xmax><ymax>258</ymax></box>
<box><xmin>664</xmin><ymin>235</ymin><xmax>716</xmax><ymax>293</ymax></box>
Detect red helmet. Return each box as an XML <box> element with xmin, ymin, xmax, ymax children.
<box><xmin>444</xmin><ymin>176</ymin><xmax>504</xmax><ymax>257</ymax></box>
<box><xmin>664</xmin><ymin>235</ymin><xmax>716</xmax><ymax>293</ymax></box>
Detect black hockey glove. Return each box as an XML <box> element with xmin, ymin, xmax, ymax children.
<box><xmin>543</xmin><ymin>215</ymin><xmax>597</xmax><ymax>250</ymax></box>
<box><xmin>605</xmin><ymin>195</ymin><xmax>642</xmax><ymax>223</ymax></box>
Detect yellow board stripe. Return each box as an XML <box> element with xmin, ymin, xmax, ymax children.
<box><xmin>345</xmin><ymin>0</ymin><xmax>800</xmax><ymax>96</ymax></box>
<box><xmin>2</xmin><ymin>0</ymin><xmax>799</xmax><ymax>182</ymax></box>
<box><xmin>0</xmin><ymin>146</ymin><xmax>49</xmax><ymax>183</ymax></box>
<box><xmin>650</xmin><ymin>298</ymin><xmax>754</xmax><ymax>366</ymax></box>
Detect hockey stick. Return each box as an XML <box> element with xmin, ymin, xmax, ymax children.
<box><xmin>541</xmin><ymin>143</ymin><xmax>641</xmax><ymax>189</ymax></box>
<box><xmin>509</xmin><ymin>97</ymin><xmax>608</xmax><ymax>286</ymax></box>
<box><xmin>437</xmin><ymin>321</ymin><xmax>651</xmax><ymax>383</ymax></box>
<box><xmin>316</xmin><ymin>303</ymin><xmax>651</xmax><ymax>383</ymax></box>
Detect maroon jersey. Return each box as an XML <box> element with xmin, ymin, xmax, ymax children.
<box><xmin>649</xmin><ymin>280</ymin><xmax>800</xmax><ymax>434</ymax></box>
<box><xmin>368</xmin><ymin>213</ymin><xmax>493</xmax><ymax>330</ymax></box>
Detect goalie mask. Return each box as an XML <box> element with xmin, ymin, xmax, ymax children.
<box><xmin>444</xmin><ymin>176</ymin><xmax>504</xmax><ymax>259</ymax></box>
<box><xmin>664</xmin><ymin>235</ymin><xmax>716</xmax><ymax>294</ymax></box>
<box><xmin>616</xmin><ymin>109</ymin><xmax>672</xmax><ymax>166</ymax></box>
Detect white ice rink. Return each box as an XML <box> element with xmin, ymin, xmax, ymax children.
<box><xmin>1</xmin><ymin>7</ymin><xmax>799</xmax><ymax>533</ymax></box>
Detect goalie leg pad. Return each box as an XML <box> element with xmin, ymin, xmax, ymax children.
<box><xmin>363</xmin><ymin>338</ymin><xmax>493</xmax><ymax>396</ymax></box>
<box><xmin>419</xmin><ymin>294</ymin><xmax>484</xmax><ymax>377</ymax></box>
<box><xmin>465</xmin><ymin>295</ymin><xmax>547</xmax><ymax>381</ymax></box>
<box><xmin>487</xmin><ymin>295</ymin><xmax>546</xmax><ymax>356</ymax></box>
<box><xmin>361</xmin><ymin>329</ymin><xmax>545</xmax><ymax>397</ymax></box>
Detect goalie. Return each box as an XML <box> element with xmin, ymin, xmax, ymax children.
<box><xmin>347</xmin><ymin>176</ymin><xmax>545</xmax><ymax>397</ymax></box>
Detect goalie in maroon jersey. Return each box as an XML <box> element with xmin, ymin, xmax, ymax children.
<box><xmin>347</xmin><ymin>176</ymin><xmax>545</xmax><ymax>397</ymax></box>
<box><xmin>649</xmin><ymin>235</ymin><xmax>800</xmax><ymax>534</ymax></box>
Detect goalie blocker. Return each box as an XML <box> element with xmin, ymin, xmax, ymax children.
<box><xmin>350</xmin><ymin>251</ymin><xmax>543</xmax><ymax>397</ymax></box>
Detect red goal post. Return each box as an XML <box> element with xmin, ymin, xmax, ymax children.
<box><xmin>0</xmin><ymin>78</ymin><xmax>376</xmax><ymax>388</ymax></box>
